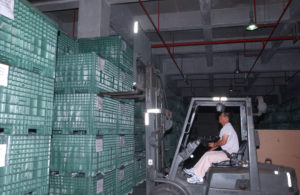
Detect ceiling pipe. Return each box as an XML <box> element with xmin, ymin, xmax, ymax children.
<box><xmin>246</xmin><ymin>0</ymin><xmax>294</xmax><ymax>80</ymax></box>
<box><xmin>151</xmin><ymin>35</ymin><xmax>300</xmax><ymax>48</ymax></box>
<box><xmin>138</xmin><ymin>0</ymin><xmax>189</xmax><ymax>85</ymax></box>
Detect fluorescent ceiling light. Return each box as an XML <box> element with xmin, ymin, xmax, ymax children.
<box><xmin>246</xmin><ymin>20</ymin><xmax>258</xmax><ymax>31</ymax></box>
<box><xmin>213</xmin><ymin>97</ymin><xmax>220</xmax><ymax>101</ymax></box>
<box><xmin>147</xmin><ymin>108</ymin><xmax>161</xmax><ymax>114</ymax></box>
<box><xmin>220</xmin><ymin>97</ymin><xmax>228</xmax><ymax>101</ymax></box>
<box><xmin>134</xmin><ymin>21</ymin><xmax>139</xmax><ymax>34</ymax></box>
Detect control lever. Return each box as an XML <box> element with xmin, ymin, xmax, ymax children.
<box><xmin>179</xmin><ymin>138</ymin><xmax>202</xmax><ymax>161</ymax></box>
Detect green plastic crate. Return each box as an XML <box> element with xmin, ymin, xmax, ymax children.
<box><xmin>57</xmin><ymin>31</ymin><xmax>78</xmax><ymax>56</ymax></box>
<box><xmin>55</xmin><ymin>53</ymin><xmax>119</xmax><ymax>94</ymax></box>
<box><xmin>49</xmin><ymin>170</ymin><xmax>115</xmax><ymax>195</ymax></box>
<box><xmin>78</xmin><ymin>36</ymin><xmax>133</xmax><ymax>72</ymax></box>
<box><xmin>53</xmin><ymin>94</ymin><xmax>118</xmax><ymax>134</ymax></box>
<box><xmin>133</xmin><ymin>155</ymin><xmax>146</xmax><ymax>186</ymax></box>
<box><xmin>50</xmin><ymin>135</ymin><xmax>117</xmax><ymax>177</ymax></box>
<box><xmin>0</xmin><ymin>0</ymin><xmax>58</xmax><ymax>78</ymax></box>
<box><xmin>0</xmin><ymin>135</ymin><xmax>50</xmax><ymax>194</ymax></box>
<box><xmin>116</xmin><ymin>134</ymin><xmax>134</xmax><ymax>167</ymax></box>
<box><xmin>1</xmin><ymin>175</ymin><xmax>49</xmax><ymax>195</ymax></box>
<box><xmin>116</xmin><ymin>163</ymin><xmax>134</xmax><ymax>195</ymax></box>
<box><xmin>0</xmin><ymin>67</ymin><xmax>54</xmax><ymax>135</ymax></box>
<box><xmin>118</xmin><ymin>101</ymin><xmax>134</xmax><ymax>134</ymax></box>
<box><xmin>0</xmin><ymin>135</ymin><xmax>51</xmax><ymax>177</ymax></box>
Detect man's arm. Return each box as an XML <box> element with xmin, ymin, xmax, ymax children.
<box><xmin>208</xmin><ymin>134</ymin><xmax>229</xmax><ymax>150</ymax></box>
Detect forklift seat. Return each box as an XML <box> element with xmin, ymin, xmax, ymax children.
<box><xmin>212</xmin><ymin>141</ymin><xmax>248</xmax><ymax>167</ymax></box>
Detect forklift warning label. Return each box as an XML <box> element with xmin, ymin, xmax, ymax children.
<box><xmin>96</xmin><ymin>139</ymin><xmax>103</xmax><ymax>152</ymax></box>
<box><xmin>0</xmin><ymin>144</ymin><xmax>7</xmax><ymax>167</ymax></box>
<box><xmin>96</xmin><ymin>179</ymin><xmax>103</xmax><ymax>194</ymax></box>
<box><xmin>0</xmin><ymin>0</ymin><xmax>14</xmax><ymax>20</ymax></box>
<box><xmin>0</xmin><ymin>63</ymin><xmax>9</xmax><ymax>87</ymax></box>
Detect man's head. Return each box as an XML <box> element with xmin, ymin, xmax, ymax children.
<box><xmin>218</xmin><ymin>112</ymin><xmax>230</xmax><ymax>126</ymax></box>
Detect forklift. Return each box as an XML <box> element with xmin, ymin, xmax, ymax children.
<box><xmin>146</xmin><ymin>97</ymin><xmax>299</xmax><ymax>195</ymax></box>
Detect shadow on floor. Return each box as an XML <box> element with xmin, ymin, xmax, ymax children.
<box><xmin>132</xmin><ymin>182</ymin><xmax>146</xmax><ymax>195</ymax></box>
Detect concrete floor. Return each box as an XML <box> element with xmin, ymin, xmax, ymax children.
<box><xmin>132</xmin><ymin>182</ymin><xmax>146</xmax><ymax>195</ymax></box>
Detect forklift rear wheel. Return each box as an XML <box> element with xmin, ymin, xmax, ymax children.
<box><xmin>150</xmin><ymin>184</ymin><xmax>184</xmax><ymax>195</ymax></box>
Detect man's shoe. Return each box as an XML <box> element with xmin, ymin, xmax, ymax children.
<box><xmin>187</xmin><ymin>175</ymin><xmax>204</xmax><ymax>184</ymax></box>
<box><xmin>183</xmin><ymin>168</ymin><xmax>195</xmax><ymax>176</ymax></box>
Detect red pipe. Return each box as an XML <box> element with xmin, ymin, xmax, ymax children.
<box><xmin>246</xmin><ymin>0</ymin><xmax>294</xmax><ymax>79</ymax></box>
<box><xmin>72</xmin><ymin>10</ymin><xmax>76</xmax><ymax>37</ymax></box>
<box><xmin>152</xmin><ymin>36</ymin><xmax>299</xmax><ymax>48</ymax></box>
<box><xmin>138</xmin><ymin>0</ymin><xmax>189</xmax><ymax>85</ymax></box>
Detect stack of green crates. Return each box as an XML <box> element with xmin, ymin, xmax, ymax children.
<box><xmin>78</xmin><ymin>36</ymin><xmax>133</xmax><ymax>72</ymax></box>
<box><xmin>55</xmin><ymin>53</ymin><xmax>119</xmax><ymax>94</ymax></box>
<box><xmin>50</xmin><ymin>170</ymin><xmax>116</xmax><ymax>195</ymax></box>
<box><xmin>0</xmin><ymin>0</ymin><xmax>57</xmax><ymax>194</ymax></box>
<box><xmin>52</xmin><ymin>33</ymin><xmax>136</xmax><ymax>194</ymax></box>
<box><xmin>115</xmin><ymin>163</ymin><xmax>134</xmax><ymax>195</ymax></box>
<box><xmin>56</xmin><ymin>31</ymin><xmax>79</xmax><ymax>56</ymax></box>
<box><xmin>0</xmin><ymin>0</ymin><xmax>58</xmax><ymax>78</ymax></box>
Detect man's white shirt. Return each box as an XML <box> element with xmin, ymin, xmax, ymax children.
<box><xmin>219</xmin><ymin>122</ymin><xmax>239</xmax><ymax>154</ymax></box>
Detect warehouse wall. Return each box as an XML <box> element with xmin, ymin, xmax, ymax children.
<box><xmin>257</xmin><ymin>130</ymin><xmax>300</xmax><ymax>189</ymax></box>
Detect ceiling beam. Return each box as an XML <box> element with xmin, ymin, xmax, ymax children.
<box><xmin>136</xmin><ymin>3</ymin><xmax>290</xmax><ymax>32</ymax></box>
<box><xmin>32</xmin><ymin>0</ymin><xmax>79</xmax><ymax>12</ymax></box>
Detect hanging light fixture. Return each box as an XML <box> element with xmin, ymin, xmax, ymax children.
<box><xmin>246</xmin><ymin>0</ymin><xmax>258</xmax><ymax>31</ymax></box>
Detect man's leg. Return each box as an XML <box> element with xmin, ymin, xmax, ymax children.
<box><xmin>192</xmin><ymin>151</ymin><xmax>229</xmax><ymax>179</ymax></box>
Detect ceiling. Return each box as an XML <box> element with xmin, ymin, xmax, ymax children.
<box><xmin>29</xmin><ymin>0</ymin><xmax>300</xmax><ymax>102</ymax></box>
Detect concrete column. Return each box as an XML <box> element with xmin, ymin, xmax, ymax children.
<box><xmin>77</xmin><ymin>0</ymin><xmax>111</xmax><ymax>38</ymax></box>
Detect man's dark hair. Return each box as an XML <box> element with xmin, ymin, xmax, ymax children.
<box><xmin>223</xmin><ymin>112</ymin><xmax>231</xmax><ymax>120</ymax></box>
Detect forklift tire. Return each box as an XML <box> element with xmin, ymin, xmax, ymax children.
<box><xmin>150</xmin><ymin>184</ymin><xmax>185</xmax><ymax>195</ymax></box>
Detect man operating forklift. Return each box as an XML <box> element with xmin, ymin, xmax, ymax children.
<box><xmin>184</xmin><ymin>112</ymin><xmax>239</xmax><ymax>184</ymax></box>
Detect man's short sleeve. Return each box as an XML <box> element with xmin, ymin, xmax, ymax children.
<box><xmin>219</xmin><ymin>126</ymin><xmax>232</xmax><ymax>138</ymax></box>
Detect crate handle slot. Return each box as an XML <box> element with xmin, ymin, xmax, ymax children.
<box><xmin>28</xmin><ymin>129</ymin><xmax>37</xmax><ymax>134</ymax></box>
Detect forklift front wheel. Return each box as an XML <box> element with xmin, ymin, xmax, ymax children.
<box><xmin>150</xmin><ymin>183</ymin><xmax>185</xmax><ymax>195</ymax></box>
